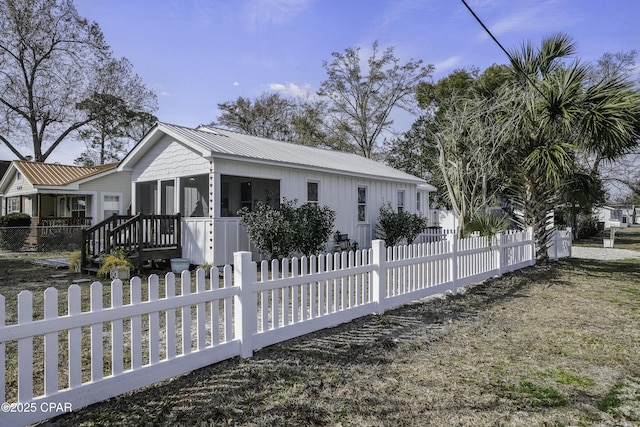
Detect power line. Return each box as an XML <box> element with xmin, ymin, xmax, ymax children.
<box><xmin>459</xmin><ymin>0</ymin><xmax>547</xmax><ymax>99</ymax></box>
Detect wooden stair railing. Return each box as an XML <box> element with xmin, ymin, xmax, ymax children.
<box><xmin>82</xmin><ymin>214</ymin><xmax>131</xmax><ymax>272</ymax></box>
<box><xmin>81</xmin><ymin>213</ymin><xmax>182</xmax><ymax>272</ymax></box>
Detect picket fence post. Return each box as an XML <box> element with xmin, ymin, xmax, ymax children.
<box><xmin>527</xmin><ymin>226</ymin><xmax>536</xmax><ymax>264</ymax></box>
<box><xmin>18</xmin><ymin>291</ymin><xmax>33</xmax><ymax>402</ymax></box>
<box><xmin>447</xmin><ymin>233</ymin><xmax>458</xmax><ymax>294</ymax></box>
<box><xmin>495</xmin><ymin>232</ymin><xmax>503</xmax><ymax>277</ymax></box>
<box><xmin>234</xmin><ymin>251</ymin><xmax>256</xmax><ymax>358</ymax></box>
<box><xmin>371</xmin><ymin>239</ymin><xmax>386</xmax><ymax>314</ymax></box>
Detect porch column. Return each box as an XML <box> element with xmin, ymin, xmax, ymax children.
<box><xmin>131</xmin><ymin>182</ymin><xmax>137</xmax><ymax>214</ymax></box>
<box><xmin>175</xmin><ymin>177</ymin><xmax>182</xmax><ymax>216</ymax></box>
<box><xmin>211</xmin><ymin>171</ymin><xmax>221</xmax><ymax>218</ymax></box>
<box><xmin>209</xmin><ymin>169</ymin><xmax>220</xmax><ymax>265</ymax></box>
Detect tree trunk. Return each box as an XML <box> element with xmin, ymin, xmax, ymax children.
<box><xmin>522</xmin><ymin>179</ymin><xmax>554</xmax><ymax>264</ymax></box>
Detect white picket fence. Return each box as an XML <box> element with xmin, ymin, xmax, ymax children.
<box><xmin>0</xmin><ymin>227</ymin><xmax>570</xmax><ymax>426</ymax></box>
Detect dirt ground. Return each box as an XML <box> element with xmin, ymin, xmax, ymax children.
<box><xmin>1</xmin><ymin>253</ymin><xmax>639</xmax><ymax>426</ymax></box>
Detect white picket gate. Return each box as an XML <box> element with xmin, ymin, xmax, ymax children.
<box><xmin>0</xmin><ymin>227</ymin><xmax>565</xmax><ymax>426</ymax></box>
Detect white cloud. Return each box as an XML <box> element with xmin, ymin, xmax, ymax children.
<box><xmin>433</xmin><ymin>56</ymin><xmax>462</xmax><ymax>74</ymax></box>
<box><xmin>161</xmin><ymin>91</ymin><xmax>171</xmax><ymax>97</ymax></box>
<box><xmin>233</xmin><ymin>81</ymin><xmax>240</xmax><ymax>86</ymax></box>
<box><xmin>268</xmin><ymin>82</ymin><xmax>313</xmax><ymax>98</ymax></box>
<box><xmin>476</xmin><ymin>0</ymin><xmax>569</xmax><ymax>41</ymax></box>
<box><xmin>245</xmin><ymin>0</ymin><xmax>311</xmax><ymax>27</ymax></box>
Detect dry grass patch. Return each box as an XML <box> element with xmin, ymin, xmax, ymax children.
<box><xmin>29</xmin><ymin>257</ymin><xmax>640</xmax><ymax>426</ymax></box>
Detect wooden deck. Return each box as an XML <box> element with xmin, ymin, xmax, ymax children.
<box><xmin>82</xmin><ymin>213</ymin><xmax>182</xmax><ymax>273</ymax></box>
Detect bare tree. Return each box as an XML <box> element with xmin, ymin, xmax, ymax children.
<box><xmin>213</xmin><ymin>92</ymin><xmax>351</xmax><ymax>151</ymax></box>
<box><xmin>74</xmin><ymin>58</ymin><xmax>157</xmax><ymax>165</ymax></box>
<box><xmin>0</xmin><ymin>0</ymin><xmax>154</xmax><ymax>163</ymax></box>
<box><xmin>430</xmin><ymin>95</ymin><xmax>513</xmax><ymax>233</ymax></box>
<box><xmin>214</xmin><ymin>93</ymin><xmax>298</xmax><ymax>141</ymax></box>
<box><xmin>318</xmin><ymin>41</ymin><xmax>434</xmax><ymax>158</ymax></box>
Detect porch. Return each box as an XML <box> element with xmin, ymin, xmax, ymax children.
<box><xmin>134</xmin><ymin>173</ymin><xmax>281</xmax><ymax>266</ymax></box>
<box><xmin>81</xmin><ymin>213</ymin><xmax>182</xmax><ymax>273</ymax></box>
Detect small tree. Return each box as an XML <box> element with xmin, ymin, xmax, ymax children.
<box><xmin>239</xmin><ymin>199</ymin><xmax>336</xmax><ymax>260</ymax></box>
<box><xmin>296</xmin><ymin>203</ymin><xmax>336</xmax><ymax>256</ymax></box>
<box><xmin>374</xmin><ymin>203</ymin><xmax>427</xmax><ymax>247</ymax></box>
<box><xmin>239</xmin><ymin>200</ymin><xmax>297</xmax><ymax>260</ymax></box>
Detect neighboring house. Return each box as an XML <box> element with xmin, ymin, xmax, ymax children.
<box><xmin>118</xmin><ymin>122</ymin><xmax>436</xmax><ymax>266</ymax></box>
<box><xmin>594</xmin><ymin>205</ymin><xmax>638</xmax><ymax>228</ymax></box>
<box><xmin>0</xmin><ymin>160</ymin><xmax>10</xmax><ymax>211</ymax></box>
<box><xmin>0</xmin><ymin>161</ymin><xmax>131</xmax><ymax>226</ymax></box>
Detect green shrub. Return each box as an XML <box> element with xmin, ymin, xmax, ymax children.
<box><xmin>576</xmin><ymin>214</ymin><xmax>599</xmax><ymax>239</ymax></box>
<box><xmin>463</xmin><ymin>212</ymin><xmax>509</xmax><ymax>238</ymax></box>
<box><xmin>0</xmin><ymin>212</ymin><xmax>32</xmax><ymax>227</ymax></box>
<box><xmin>296</xmin><ymin>202</ymin><xmax>336</xmax><ymax>256</ymax></box>
<box><xmin>239</xmin><ymin>199</ymin><xmax>335</xmax><ymax>260</ymax></box>
<box><xmin>0</xmin><ymin>213</ymin><xmax>32</xmax><ymax>251</ymax></box>
<box><xmin>374</xmin><ymin>203</ymin><xmax>427</xmax><ymax>247</ymax></box>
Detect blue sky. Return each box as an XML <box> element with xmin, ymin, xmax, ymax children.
<box><xmin>3</xmin><ymin>0</ymin><xmax>639</xmax><ymax>164</ymax></box>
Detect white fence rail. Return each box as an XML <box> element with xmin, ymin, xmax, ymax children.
<box><xmin>0</xmin><ymin>227</ymin><xmax>567</xmax><ymax>426</ymax></box>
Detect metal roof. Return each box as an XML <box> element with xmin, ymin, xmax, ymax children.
<box><xmin>155</xmin><ymin>122</ymin><xmax>426</xmax><ymax>184</ymax></box>
<box><xmin>13</xmin><ymin>161</ymin><xmax>118</xmax><ymax>186</ymax></box>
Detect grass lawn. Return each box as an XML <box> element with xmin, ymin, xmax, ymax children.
<box><xmin>574</xmin><ymin>226</ymin><xmax>640</xmax><ymax>251</ymax></box>
<box><xmin>17</xmin><ymin>253</ymin><xmax>635</xmax><ymax>426</ymax></box>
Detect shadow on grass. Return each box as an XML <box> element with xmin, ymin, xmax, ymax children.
<box><xmin>44</xmin><ymin>262</ymin><xmax>576</xmax><ymax>427</ymax></box>
<box><xmin>561</xmin><ymin>257</ymin><xmax>640</xmax><ymax>279</ymax></box>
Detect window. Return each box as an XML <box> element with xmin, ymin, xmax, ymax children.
<box><xmin>397</xmin><ymin>190</ymin><xmax>405</xmax><ymax>213</ymax></box>
<box><xmin>103</xmin><ymin>195</ymin><xmax>120</xmax><ymax>219</ymax></box>
<box><xmin>240</xmin><ymin>182</ymin><xmax>252</xmax><ymax>211</ymax></box>
<box><xmin>161</xmin><ymin>180</ymin><xmax>175</xmax><ymax>215</ymax></box>
<box><xmin>16</xmin><ymin>172</ymin><xmax>22</xmax><ymax>182</ymax></box>
<box><xmin>417</xmin><ymin>192</ymin><xmax>421</xmax><ymax>212</ymax></box>
<box><xmin>71</xmin><ymin>196</ymin><xmax>86</xmax><ymax>218</ymax></box>
<box><xmin>221</xmin><ymin>175</ymin><xmax>280</xmax><ymax>217</ymax></box>
<box><xmin>136</xmin><ymin>181</ymin><xmax>157</xmax><ymax>214</ymax></box>
<box><xmin>7</xmin><ymin>197</ymin><xmax>20</xmax><ymax>213</ymax></box>
<box><xmin>181</xmin><ymin>175</ymin><xmax>208</xmax><ymax>217</ymax></box>
<box><xmin>307</xmin><ymin>181</ymin><xmax>319</xmax><ymax>206</ymax></box>
<box><xmin>357</xmin><ymin>186</ymin><xmax>367</xmax><ymax>222</ymax></box>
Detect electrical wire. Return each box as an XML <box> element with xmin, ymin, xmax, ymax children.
<box><xmin>459</xmin><ymin>0</ymin><xmax>548</xmax><ymax>99</ymax></box>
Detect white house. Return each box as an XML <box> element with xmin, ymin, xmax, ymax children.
<box><xmin>594</xmin><ymin>205</ymin><xmax>638</xmax><ymax>228</ymax></box>
<box><xmin>118</xmin><ymin>122</ymin><xmax>436</xmax><ymax>265</ymax></box>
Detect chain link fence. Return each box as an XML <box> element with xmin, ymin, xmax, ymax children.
<box><xmin>0</xmin><ymin>226</ymin><xmax>85</xmax><ymax>253</ymax></box>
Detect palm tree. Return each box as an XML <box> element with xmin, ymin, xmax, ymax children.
<box><xmin>501</xmin><ymin>34</ymin><xmax>640</xmax><ymax>262</ymax></box>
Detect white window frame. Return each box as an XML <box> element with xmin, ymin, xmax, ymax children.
<box><xmin>7</xmin><ymin>197</ymin><xmax>20</xmax><ymax>214</ymax></box>
<box><xmin>357</xmin><ymin>185</ymin><xmax>367</xmax><ymax>223</ymax></box>
<box><xmin>102</xmin><ymin>192</ymin><xmax>122</xmax><ymax>220</ymax></box>
<box><xmin>307</xmin><ymin>180</ymin><xmax>320</xmax><ymax>206</ymax></box>
<box><xmin>397</xmin><ymin>190</ymin><xmax>405</xmax><ymax>213</ymax></box>
<box><xmin>70</xmin><ymin>196</ymin><xmax>87</xmax><ymax>218</ymax></box>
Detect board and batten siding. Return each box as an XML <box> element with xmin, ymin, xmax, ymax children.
<box><xmin>126</xmin><ymin>139</ymin><xmax>424</xmax><ymax>266</ymax></box>
<box><xmin>211</xmin><ymin>158</ymin><xmax>419</xmax><ymax>265</ymax></box>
